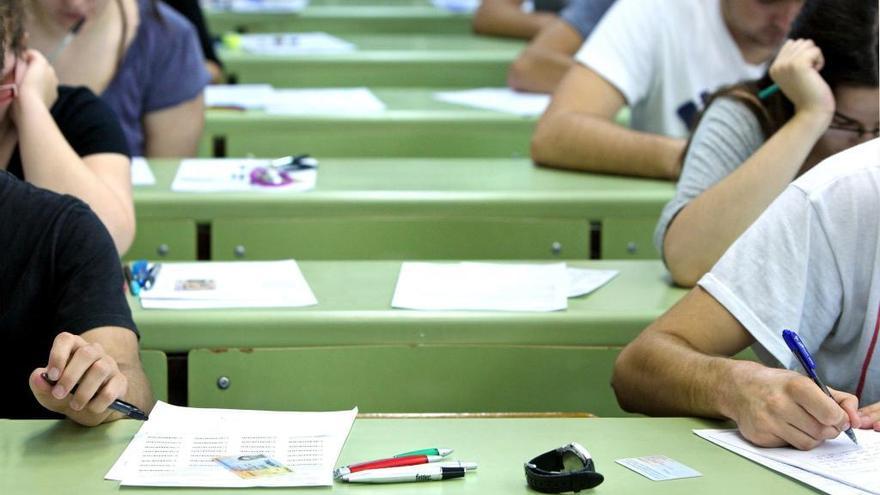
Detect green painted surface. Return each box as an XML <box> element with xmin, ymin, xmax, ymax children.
<box><xmin>218</xmin><ymin>34</ymin><xmax>522</xmax><ymax>86</ymax></box>
<box><xmin>601</xmin><ymin>217</ymin><xmax>662</xmax><ymax>260</ymax></box>
<box><xmin>202</xmin><ymin>88</ymin><xmax>536</xmax><ymax>157</ymax></box>
<box><xmin>139</xmin><ymin>350</ymin><xmax>168</xmax><ymax>402</ymax></box>
<box><xmin>125</xmin><ymin>219</ymin><xmax>198</xmax><ymax>261</ymax></box>
<box><xmin>187</xmin><ymin>345</ymin><xmax>627</xmax><ymax>416</ymax></box>
<box><xmin>0</xmin><ymin>418</ymin><xmax>817</xmax><ymax>494</ymax></box>
<box><xmin>130</xmin><ymin>260</ymin><xmax>686</xmax><ymax>352</ymax></box>
<box><xmin>211</xmin><ymin>217</ymin><xmax>589</xmax><ymax>260</ymax></box>
<box><xmin>207</xmin><ymin>6</ymin><xmax>471</xmax><ymax>34</ymax></box>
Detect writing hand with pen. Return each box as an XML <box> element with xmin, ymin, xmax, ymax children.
<box><xmin>28</xmin><ymin>331</ymin><xmax>149</xmax><ymax>426</ymax></box>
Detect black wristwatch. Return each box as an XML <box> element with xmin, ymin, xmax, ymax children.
<box><xmin>524</xmin><ymin>442</ymin><xmax>605</xmax><ymax>493</ymax></box>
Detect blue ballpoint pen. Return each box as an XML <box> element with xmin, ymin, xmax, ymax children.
<box><xmin>782</xmin><ymin>329</ymin><xmax>858</xmax><ymax>444</ymax></box>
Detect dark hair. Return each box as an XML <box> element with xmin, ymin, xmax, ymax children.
<box><xmin>0</xmin><ymin>0</ymin><xmax>26</xmax><ymax>71</ymax></box>
<box><xmin>690</xmin><ymin>0</ymin><xmax>879</xmax><ymax>141</ymax></box>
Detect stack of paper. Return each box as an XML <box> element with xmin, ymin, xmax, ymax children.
<box><xmin>206</xmin><ymin>84</ymin><xmax>274</xmax><ymax>110</ymax></box>
<box><xmin>237</xmin><ymin>32</ymin><xmax>356</xmax><ymax>55</ymax></box>
<box><xmin>434</xmin><ymin>88</ymin><xmax>551</xmax><ymax>117</ymax></box>
<box><xmin>139</xmin><ymin>260</ymin><xmax>318</xmax><ymax>309</ymax></box>
<box><xmin>431</xmin><ymin>0</ymin><xmax>481</xmax><ymax>14</ymax></box>
<box><xmin>266</xmin><ymin>88</ymin><xmax>386</xmax><ymax>115</ymax></box>
<box><xmin>695</xmin><ymin>429</ymin><xmax>880</xmax><ymax>494</ymax></box>
<box><xmin>131</xmin><ymin>157</ymin><xmax>156</xmax><ymax>187</ymax></box>
<box><xmin>170</xmin><ymin>159</ymin><xmax>317</xmax><ymax>193</ymax></box>
<box><xmin>391</xmin><ymin>262</ymin><xmax>618</xmax><ymax>312</ymax></box>
<box><xmin>107</xmin><ymin>401</ymin><xmax>357</xmax><ymax>487</ymax></box>
<box><xmin>203</xmin><ymin>0</ymin><xmax>309</xmax><ymax>13</ymax></box>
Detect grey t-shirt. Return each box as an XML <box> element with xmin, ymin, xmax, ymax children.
<box><xmin>560</xmin><ymin>0</ymin><xmax>616</xmax><ymax>38</ymax></box>
<box><xmin>653</xmin><ymin>97</ymin><xmax>766</xmax><ymax>258</ymax></box>
<box><xmin>699</xmin><ymin>139</ymin><xmax>880</xmax><ymax>405</ymax></box>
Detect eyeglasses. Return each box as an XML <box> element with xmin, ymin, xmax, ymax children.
<box><xmin>829</xmin><ymin>111</ymin><xmax>880</xmax><ymax>140</ymax></box>
<box><xmin>0</xmin><ymin>58</ymin><xmax>18</xmax><ymax>104</ymax></box>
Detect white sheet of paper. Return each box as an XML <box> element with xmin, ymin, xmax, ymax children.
<box><xmin>567</xmin><ymin>268</ymin><xmax>618</xmax><ymax>298</ymax></box>
<box><xmin>106</xmin><ymin>401</ymin><xmax>356</xmax><ymax>487</ymax></box>
<box><xmin>237</xmin><ymin>32</ymin><xmax>356</xmax><ymax>55</ymax></box>
<box><xmin>131</xmin><ymin>157</ymin><xmax>156</xmax><ymax>187</ymax></box>
<box><xmin>171</xmin><ymin>159</ymin><xmax>316</xmax><ymax>193</ymax></box>
<box><xmin>266</xmin><ymin>88</ymin><xmax>386</xmax><ymax>115</ymax></box>
<box><xmin>392</xmin><ymin>262</ymin><xmax>569</xmax><ymax>312</ymax></box>
<box><xmin>695</xmin><ymin>429</ymin><xmax>880</xmax><ymax>495</ymax></box>
<box><xmin>431</xmin><ymin>0</ymin><xmax>481</xmax><ymax>14</ymax></box>
<box><xmin>433</xmin><ymin>88</ymin><xmax>550</xmax><ymax>117</ymax></box>
<box><xmin>205</xmin><ymin>84</ymin><xmax>274</xmax><ymax>110</ymax></box>
<box><xmin>139</xmin><ymin>260</ymin><xmax>318</xmax><ymax>309</ymax></box>
<box><xmin>212</xmin><ymin>0</ymin><xmax>309</xmax><ymax>13</ymax></box>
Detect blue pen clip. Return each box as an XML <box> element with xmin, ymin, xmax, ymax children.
<box><xmin>782</xmin><ymin>329</ymin><xmax>817</xmax><ymax>377</ymax></box>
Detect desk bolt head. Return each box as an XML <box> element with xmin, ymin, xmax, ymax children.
<box><xmin>626</xmin><ymin>242</ymin><xmax>638</xmax><ymax>254</ymax></box>
<box><xmin>156</xmin><ymin>243</ymin><xmax>169</xmax><ymax>257</ymax></box>
<box><xmin>551</xmin><ymin>242</ymin><xmax>562</xmax><ymax>256</ymax></box>
<box><xmin>233</xmin><ymin>245</ymin><xmax>246</xmax><ymax>258</ymax></box>
<box><xmin>217</xmin><ymin>376</ymin><xmax>231</xmax><ymax>390</ymax></box>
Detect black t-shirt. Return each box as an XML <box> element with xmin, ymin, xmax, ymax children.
<box><xmin>6</xmin><ymin>85</ymin><xmax>130</xmax><ymax>179</ymax></box>
<box><xmin>0</xmin><ymin>172</ymin><xmax>138</xmax><ymax>419</ymax></box>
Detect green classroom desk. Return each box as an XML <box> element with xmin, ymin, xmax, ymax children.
<box><xmin>128</xmin><ymin>159</ymin><xmax>674</xmax><ymax>261</ymax></box>
<box><xmin>218</xmin><ymin>34</ymin><xmax>523</xmax><ymax>87</ymax></box>
<box><xmin>129</xmin><ymin>260</ymin><xmax>685</xmax><ymax>415</ymax></box>
<box><xmin>2</xmin><ymin>417</ymin><xmax>816</xmax><ymax>494</ymax></box>
<box><xmin>201</xmin><ymin>89</ymin><xmax>535</xmax><ymax>158</ymax></box>
<box><xmin>207</xmin><ymin>6</ymin><xmax>471</xmax><ymax>34</ymax></box>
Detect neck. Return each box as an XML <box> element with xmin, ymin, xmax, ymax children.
<box><xmin>720</xmin><ymin>2</ymin><xmax>775</xmax><ymax>65</ymax></box>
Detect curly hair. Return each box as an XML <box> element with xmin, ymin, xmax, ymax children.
<box><xmin>0</xmin><ymin>0</ymin><xmax>26</xmax><ymax>70</ymax></box>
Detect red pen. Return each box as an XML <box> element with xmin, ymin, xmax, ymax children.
<box><xmin>333</xmin><ymin>455</ymin><xmax>445</xmax><ymax>478</ymax></box>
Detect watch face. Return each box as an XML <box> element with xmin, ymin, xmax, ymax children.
<box><xmin>561</xmin><ymin>450</ymin><xmax>586</xmax><ymax>472</ymax></box>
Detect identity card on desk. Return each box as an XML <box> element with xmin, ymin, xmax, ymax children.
<box><xmin>695</xmin><ymin>428</ymin><xmax>880</xmax><ymax>494</ymax></box>
<box><xmin>138</xmin><ymin>260</ymin><xmax>318</xmax><ymax>309</ymax></box>
<box><xmin>106</xmin><ymin>401</ymin><xmax>357</xmax><ymax>487</ymax></box>
<box><xmin>171</xmin><ymin>159</ymin><xmax>317</xmax><ymax>192</ymax></box>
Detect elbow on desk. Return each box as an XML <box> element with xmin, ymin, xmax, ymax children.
<box><xmin>662</xmin><ymin>239</ymin><xmax>708</xmax><ymax>289</ymax></box>
<box><xmin>507</xmin><ymin>53</ymin><xmax>535</xmax><ymax>92</ymax></box>
<box><xmin>529</xmin><ymin>117</ymin><xmax>567</xmax><ymax>170</ymax></box>
<box><xmin>610</xmin><ymin>344</ymin><xmax>643</xmax><ymax>414</ymax></box>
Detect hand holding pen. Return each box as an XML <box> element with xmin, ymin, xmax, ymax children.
<box><xmin>28</xmin><ymin>332</ymin><xmax>149</xmax><ymax>426</ymax></box>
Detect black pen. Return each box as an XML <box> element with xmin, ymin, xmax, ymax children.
<box><xmin>48</xmin><ymin>17</ymin><xmax>86</xmax><ymax>63</ymax></box>
<box><xmin>41</xmin><ymin>372</ymin><xmax>149</xmax><ymax>421</ymax></box>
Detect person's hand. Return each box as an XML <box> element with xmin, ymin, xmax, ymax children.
<box><xmin>769</xmin><ymin>39</ymin><xmax>834</xmax><ymax>126</ymax></box>
<box><xmin>728</xmin><ymin>366</ymin><xmax>859</xmax><ymax>450</ymax></box>
<box><xmin>857</xmin><ymin>402</ymin><xmax>880</xmax><ymax>431</ymax></box>
<box><xmin>28</xmin><ymin>332</ymin><xmax>129</xmax><ymax>426</ymax></box>
<box><xmin>11</xmin><ymin>49</ymin><xmax>58</xmax><ymax>122</ymax></box>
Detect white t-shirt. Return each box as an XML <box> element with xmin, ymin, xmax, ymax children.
<box><xmin>574</xmin><ymin>0</ymin><xmax>765</xmax><ymax>138</ymax></box>
<box><xmin>699</xmin><ymin>139</ymin><xmax>880</xmax><ymax>405</ymax></box>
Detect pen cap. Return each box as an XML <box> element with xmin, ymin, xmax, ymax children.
<box><xmin>782</xmin><ymin>329</ymin><xmax>816</xmax><ymax>371</ymax></box>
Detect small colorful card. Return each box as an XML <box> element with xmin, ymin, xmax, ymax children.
<box><xmin>216</xmin><ymin>455</ymin><xmax>292</xmax><ymax>479</ymax></box>
<box><xmin>615</xmin><ymin>455</ymin><xmax>702</xmax><ymax>481</ymax></box>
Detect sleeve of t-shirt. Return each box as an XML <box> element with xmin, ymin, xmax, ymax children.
<box><xmin>573</xmin><ymin>0</ymin><xmax>659</xmax><ymax>105</ymax></box>
<box><xmin>144</xmin><ymin>6</ymin><xmax>211</xmax><ymax>113</ymax></box>
<box><xmin>559</xmin><ymin>0</ymin><xmax>616</xmax><ymax>38</ymax></box>
<box><xmin>162</xmin><ymin>0</ymin><xmax>223</xmax><ymax>68</ymax></box>
<box><xmin>50</xmin><ymin>201</ymin><xmax>138</xmax><ymax>338</ymax></box>
<box><xmin>697</xmin><ymin>186</ymin><xmax>842</xmax><ymax>369</ymax></box>
<box><xmin>52</xmin><ymin>86</ymin><xmax>131</xmax><ymax>158</ymax></box>
<box><xmin>653</xmin><ymin>97</ymin><xmax>765</xmax><ymax>258</ymax></box>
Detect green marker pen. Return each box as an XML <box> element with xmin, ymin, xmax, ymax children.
<box><xmin>394</xmin><ymin>448</ymin><xmax>453</xmax><ymax>458</ymax></box>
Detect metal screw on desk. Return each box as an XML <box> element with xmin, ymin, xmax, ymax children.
<box><xmin>234</xmin><ymin>245</ymin><xmax>246</xmax><ymax>258</ymax></box>
<box><xmin>551</xmin><ymin>242</ymin><xmax>562</xmax><ymax>256</ymax></box>
<box><xmin>626</xmin><ymin>242</ymin><xmax>638</xmax><ymax>254</ymax></box>
<box><xmin>217</xmin><ymin>376</ymin><xmax>231</xmax><ymax>390</ymax></box>
<box><xmin>156</xmin><ymin>243</ymin><xmax>169</xmax><ymax>257</ymax></box>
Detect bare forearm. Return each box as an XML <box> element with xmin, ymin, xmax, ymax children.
<box><xmin>15</xmin><ymin>96</ymin><xmax>134</xmax><ymax>252</ymax></box>
<box><xmin>508</xmin><ymin>48</ymin><xmax>574</xmax><ymax>92</ymax></box>
<box><xmin>613</xmin><ymin>331</ymin><xmax>745</xmax><ymax>418</ymax></box>
<box><xmin>664</xmin><ymin>112</ymin><xmax>827</xmax><ymax>286</ymax></box>
<box><xmin>532</xmin><ymin>112</ymin><xmax>685</xmax><ymax>179</ymax></box>
<box><xmin>474</xmin><ymin>3</ymin><xmax>556</xmax><ymax>39</ymax></box>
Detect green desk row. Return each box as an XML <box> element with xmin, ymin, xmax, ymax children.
<box><xmin>130</xmin><ymin>260</ymin><xmax>686</xmax><ymax>415</ymax></box>
<box><xmin>128</xmin><ymin>159</ymin><xmax>674</xmax><ymax>262</ymax></box>
<box><xmin>3</xmin><ymin>417</ymin><xmax>815</xmax><ymax>494</ymax></box>
<box><xmin>201</xmin><ymin>88</ymin><xmax>535</xmax><ymax>158</ymax></box>
<box><xmin>207</xmin><ymin>5</ymin><xmax>471</xmax><ymax>34</ymax></box>
<box><xmin>218</xmin><ymin>34</ymin><xmax>523</xmax><ymax>87</ymax></box>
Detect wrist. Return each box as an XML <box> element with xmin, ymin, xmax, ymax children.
<box><xmin>792</xmin><ymin>107</ymin><xmax>833</xmax><ymax>136</ymax></box>
<box><xmin>715</xmin><ymin>359</ymin><xmax>762</xmax><ymax>422</ymax></box>
<box><xmin>10</xmin><ymin>91</ymin><xmax>47</xmax><ymax>123</ymax></box>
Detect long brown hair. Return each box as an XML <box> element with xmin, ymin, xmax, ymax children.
<box><xmin>684</xmin><ymin>0</ymin><xmax>879</xmax><ymax>158</ymax></box>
